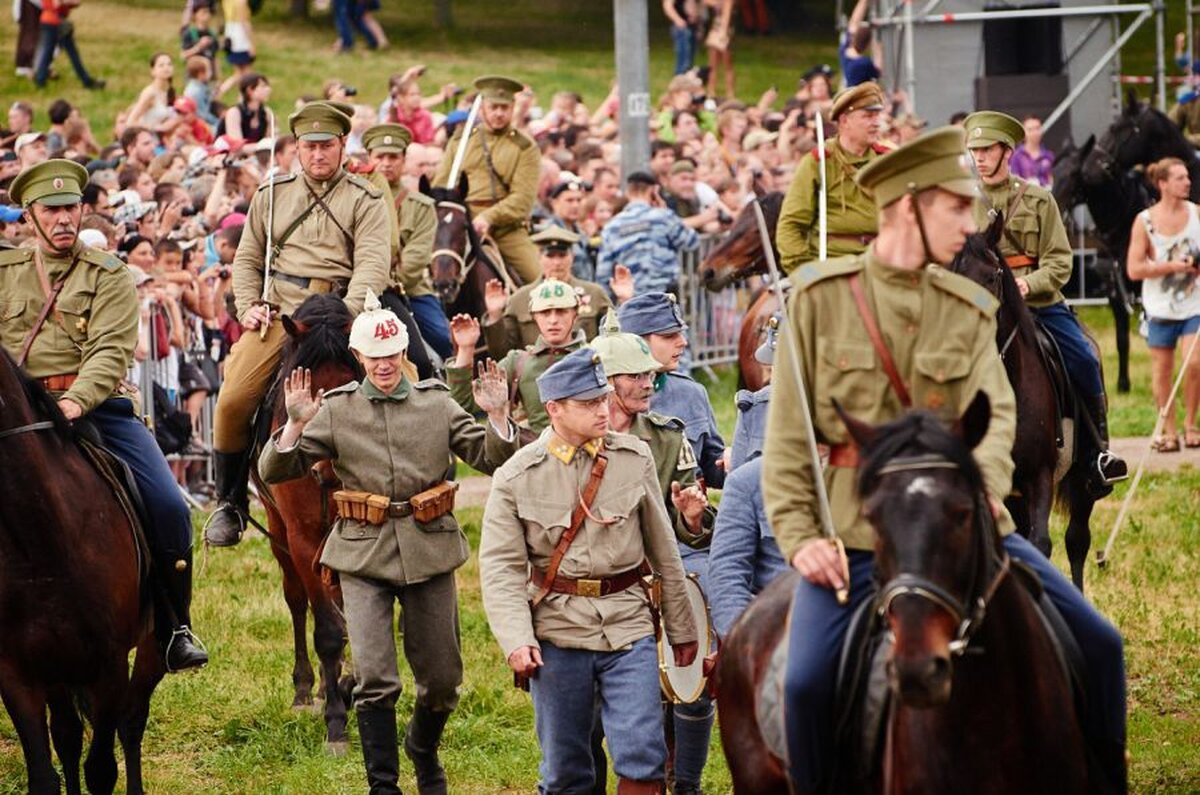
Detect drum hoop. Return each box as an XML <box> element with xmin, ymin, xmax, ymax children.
<box><xmin>657</xmin><ymin>573</ymin><xmax>715</xmax><ymax>704</ymax></box>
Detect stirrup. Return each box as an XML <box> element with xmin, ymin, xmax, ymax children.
<box><xmin>165</xmin><ymin>625</ymin><xmax>209</xmax><ymax>673</ymax></box>
<box><xmin>202</xmin><ymin>502</ymin><xmax>246</xmax><ymax>546</ymax></box>
<box><xmin>1096</xmin><ymin>450</ymin><xmax>1129</xmax><ymax>484</ymax></box>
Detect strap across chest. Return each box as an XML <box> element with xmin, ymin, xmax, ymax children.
<box><xmin>17</xmin><ymin>250</ymin><xmax>84</xmax><ymax>368</ymax></box>
<box><xmin>847</xmin><ymin>273</ymin><xmax>912</xmax><ymax>408</ymax></box>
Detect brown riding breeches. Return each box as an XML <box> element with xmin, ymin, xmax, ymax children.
<box><xmin>213</xmin><ymin>321</ymin><xmax>287</xmax><ymax>453</ymax></box>
<box><xmin>491</xmin><ymin>227</ymin><xmax>541</xmax><ymax>285</ymax></box>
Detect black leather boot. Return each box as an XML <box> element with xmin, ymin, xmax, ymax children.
<box><xmin>155</xmin><ymin>551</ymin><xmax>208</xmax><ymax>673</ymax></box>
<box><xmin>1084</xmin><ymin>395</ymin><xmax>1128</xmax><ymax>494</ymax></box>
<box><xmin>358</xmin><ymin>708</ymin><xmax>403</xmax><ymax>795</ymax></box>
<box><xmin>403</xmin><ymin>705</ymin><xmax>450</xmax><ymax>795</ymax></box>
<box><xmin>203</xmin><ymin>449</ymin><xmax>250</xmax><ymax>547</ymax></box>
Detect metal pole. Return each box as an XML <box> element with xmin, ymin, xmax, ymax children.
<box><xmin>1064</xmin><ymin>17</ymin><xmax>1104</xmax><ymax>67</ymax></box>
<box><xmin>870</xmin><ymin>4</ymin><xmax>1152</xmax><ymax>27</ymax></box>
<box><xmin>614</xmin><ymin>0</ymin><xmax>651</xmax><ymax>181</ymax></box>
<box><xmin>1043</xmin><ymin>9</ymin><xmax>1152</xmax><ymax>133</ymax></box>
<box><xmin>1189</xmin><ymin>0</ymin><xmax>1195</xmax><ymax>90</ymax></box>
<box><xmin>1154</xmin><ymin>0</ymin><xmax>1167</xmax><ymax>111</ymax></box>
<box><xmin>904</xmin><ymin>0</ymin><xmax>916</xmax><ymax>113</ymax></box>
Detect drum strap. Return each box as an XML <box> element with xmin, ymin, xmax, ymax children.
<box><xmin>531</xmin><ymin>453</ymin><xmax>608</xmax><ymax>608</ymax></box>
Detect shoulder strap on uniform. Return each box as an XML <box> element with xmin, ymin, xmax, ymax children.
<box><xmin>1001</xmin><ymin>180</ymin><xmax>1032</xmax><ymax>257</ymax></box>
<box><xmin>847</xmin><ymin>272</ymin><xmax>912</xmax><ymax>408</ymax></box>
<box><xmin>323</xmin><ymin>380</ymin><xmax>361</xmax><ymax>397</ymax></box>
<box><xmin>928</xmin><ymin>267</ymin><xmax>999</xmax><ymax>317</ymax></box>
<box><xmin>413</xmin><ymin>378</ymin><xmax>450</xmax><ymax>391</ymax></box>
<box><xmin>17</xmin><ymin>250</ymin><xmax>85</xmax><ymax>368</ymax></box>
<box><xmin>257</xmin><ymin>173</ymin><xmax>297</xmax><ymax>191</ymax></box>
<box><xmin>530</xmin><ymin>452</ymin><xmax>609</xmax><ymax>608</ymax></box>
<box><xmin>81</xmin><ymin>248</ymin><xmax>123</xmax><ymax>271</ymax></box>
<box><xmin>272</xmin><ymin>175</ymin><xmax>343</xmax><ymax>260</ymax></box>
<box><xmin>304</xmin><ymin>175</ymin><xmax>355</xmax><ymax>261</ymax></box>
<box><xmin>792</xmin><ymin>255</ymin><xmax>865</xmax><ymax>292</ymax></box>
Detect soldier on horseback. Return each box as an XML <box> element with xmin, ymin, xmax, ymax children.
<box><xmin>965</xmin><ymin>110</ymin><xmax>1128</xmax><ymax>493</ymax></box>
<box><xmin>205</xmin><ymin>100</ymin><xmax>391</xmax><ymax>547</ymax></box>
<box><xmin>0</xmin><ymin>159</ymin><xmax>207</xmax><ymax>672</ymax></box>
<box><xmin>761</xmin><ymin>128</ymin><xmax>1127</xmax><ymax>793</ymax></box>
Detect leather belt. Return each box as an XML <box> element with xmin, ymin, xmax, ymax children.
<box><xmin>387</xmin><ymin>500</ymin><xmax>413</xmax><ymax>519</ymax></box>
<box><xmin>828</xmin><ymin>443</ymin><xmax>860</xmax><ymax>468</ymax></box>
<box><xmin>530</xmin><ymin>565</ymin><xmax>644</xmax><ymax>599</ymax></box>
<box><xmin>1004</xmin><ymin>254</ymin><xmax>1037</xmax><ymax>268</ymax></box>
<box><xmin>40</xmin><ymin>373</ymin><xmax>78</xmax><ymax>392</ymax></box>
<box><xmin>828</xmin><ymin>233</ymin><xmax>877</xmax><ymax>246</ymax></box>
<box><xmin>272</xmin><ymin>271</ymin><xmax>342</xmax><ymax>294</ymax></box>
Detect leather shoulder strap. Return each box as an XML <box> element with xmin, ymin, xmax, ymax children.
<box><xmin>1001</xmin><ymin>180</ymin><xmax>1032</xmax><ymax>257</ymax></box>
<box><xmin>531</xmin><ymin>453</ymin><xmax>609</xmax><ymax>608</ymax></box>
<box><xmin>18</xmin><ymin>253</ymin><xmax>83</xmax><ymax>368</ymax></box>
<box><xmin>847</xmin><ymin>273</ymin><xmax>912</xmax><ymax>408</ymax></box>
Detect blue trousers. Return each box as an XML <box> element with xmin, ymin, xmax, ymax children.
<box><xmin>90</xmin><ymin>399</ymin><xmax>192</xmax><ymax>560</ymax></box>
<box><xmin>532</xmin><ymin>637</ymin><xmax>665</xmax><ymax>792</ymax></box>
<box><xmin>33</xmin><ymin>23</ymin><xmax>96</xmax><ymax>87</ymax></box>
<box><xmin>671</xmin><ymin>24</ymin><xmax>695</xmax><ymax>75</ymax></box>
<box><xmin>332</xmin><ymin>0</ymin><xmax>377</xmax><ymax>50</ymax></box>
<box><xmin>784</xmin><ymin>540</ymin><xmax>1126</xmax><ymax>791</ymax></box>
<box><xmin>1033</xmin><ymin>303</ymin><xmax>1104</xmax><ymax>397</ymax></box>
<box><xmin>409</xmin><ymin>294</ymin><xmax>453</xmax><ymax>359</ymax></box>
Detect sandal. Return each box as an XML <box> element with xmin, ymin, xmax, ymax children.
<box><xmin>1153</xmin><ymin>435</ymin><xmax>1181</xmax><ymax>453</ymax></box>
<box><xmin>1185</xmin><ymin>429</ymin><xmax>1200</xmax><ymax>449</ymax></box>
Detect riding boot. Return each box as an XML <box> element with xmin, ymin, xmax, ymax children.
<box><xmin>1083</xmin><ymin>394</ymin><xmax>1128</xmax><ymax>494</ymax></box>
<box><xmin>203</xmin><ymin>449</ymin><xmax>251</xmax><ymax>547</ymax></box>
<box><xmin>616</xmin><ymin>778</ymin><xmax>664</xmax><ymax>794</ymax></box>
<box><xmin>358</xmin><ymin>707</ymin><xmax>403</xmax><ymax>795</ymax></box>
<box><xmin>403</xmin><ymin>704</ymin><xmax>450</xmax><ymax>795</ymax></box>
<box><xmin>154</xmin><ymin>550</ymin><xmax>209</xmax><ymax>672</ymax></box>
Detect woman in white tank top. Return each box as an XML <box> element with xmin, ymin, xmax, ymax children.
<box><xmin>1127</xmin><ymin>156</ymin><xmax>1200</xmax><ymax>451</ymax></box>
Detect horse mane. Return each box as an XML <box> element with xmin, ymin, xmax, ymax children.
<box><xmin>270</xmin><ymin>295</ymin><xmax>363</xmax><ymax>421</ymax></box>
<box><xmin>960</xmin><ymin>231</ymin><xmax>1040</xmax><ymax>353</ymax></box>
<box><xmin>0</xmin><ymin>347</ymin><xmax>73</xmax><ymax>440</ymax></box>
<box><xmin>855</xmin><ymin>410</ymin><xmax>984</xmax><ymax>498</ymax></box>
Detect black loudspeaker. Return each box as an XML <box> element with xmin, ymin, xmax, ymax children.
<box><xmin>974</xmin><ymin>74</ymin><xmax>1072</xmax><ymax>150</ymax></box>
<box><xmin>983</xmin><ymin>2</ymin><xmax>1063</xmax><ymax>76</ymax></box>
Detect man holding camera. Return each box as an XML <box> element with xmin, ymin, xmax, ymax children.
<box><xmin>596</xmin><ymin>171</ymin><xmax>699</xmax><ymax>296</ymax></box>
<box><xmin>204</xmin><ymin>100</ymin><xmax>391</xmax><ymax>547</ymax></box>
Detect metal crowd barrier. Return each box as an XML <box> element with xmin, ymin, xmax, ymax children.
<box><xmin>677</xmin><ymin>233</ymin><xmax>761</xmax><ymax>371</ymax></box>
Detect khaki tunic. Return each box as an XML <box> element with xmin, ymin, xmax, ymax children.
<box><xmin>776</xmin><ymin>139</ymin><xmax>883</xmax><ymax>273</ymax></box>
<box><xmin>258</xmin><ymin>378</ymin><xmax>517</xmax><ymax>586</ymax></box>
<box><xmin>479</xmin><ymin>431</ymin><xmax>697</xmax><ymax>657</ymax></box>
<box><xmin>973</xmin><ymin>176</ymin><xmax>1074</xmax><ymax>308</ymax></box>
<box><xmin>761</xmin><ymin>250</ymin><xmax>1018</xmax><ymax>561</ymax></box>
<box><xmin>628</xmin><ymin>411</ymin><xmax>714</xmax><ymax>549</ymax></box>
<box><xmin>371</xmin><ymin>172</ymin><xmax>438</xmax><ymax>299</ymax></box>
<box><xmin>232</xmin><ymin>168</ymin><xmax>391</xmax><ymax>321</ymax></box>
<box><xmin>0</xmin><ymin>243</ymin><xmax>136</xmax><ymax>412</ymax></box>
<box><xmin>482</xmin><ymin>275</ymin><xmax>612</xmax><ymax>359</ymax></box>
<box><xmin>447</xmin><ymin>329</ymin><xmax>585</xmax><ymax>433</ymax></box>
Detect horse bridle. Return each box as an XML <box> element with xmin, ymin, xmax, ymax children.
<box><xmin>951</xmin><ymin>245</ymin><xmax>1021</xmax><ymax>360</ymax></box>
<box><xmin>0</xmin><ymin>420</ymin><xmax>55</xmax><ymax>441</ymax></box>
<box><xmin>430</xmin><ymin>200</ymin><xmax>476</xmax><ymax>287</ymax></box>
<box><xmin>1091</xmin><ymin>110</ymin><xmax>1143</xmax><ymax>180</ymax></box>
<box><xmin>872</xmin><ymin>454</ymin><xmax>1012</xmax><ymax>657</ymax></box>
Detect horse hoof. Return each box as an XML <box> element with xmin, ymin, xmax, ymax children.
<box><xmin>292</xmin><ymin>701</ymin><xmax>320</xmax><ymax>714</ymax></box>
<box><xmin>325</xmin><ymin>740</ymin><xmax>349</xmax><ymax>757</ymax></box>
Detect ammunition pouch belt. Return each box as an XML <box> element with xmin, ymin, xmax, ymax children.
<box><xmin>41</xmin><ymin>373</ymin><xmax>78</xmax><ymax>392</ymax></box>
<box><xmin>530</xmin><ymin>565</ymin><xmax>646</xmax><ymax>598</ymax></box>
<box><xmin>1004</xmin><ymin>254</ymin><xmax>1038</xmax><ymax>269</ymax></box>
<box><xmin>333</xmin><ymin>481</ymin><xmax>459</xmax><ymax>525</ymax></box>
<box><xmin>272</xmin><ymin>271</ymin><xmax>347</xmax><ymax>295</ymax></box>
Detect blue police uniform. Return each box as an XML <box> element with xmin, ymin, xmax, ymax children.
<box><xmin>707</xmin><ymin>457</ymin><xmax>787</xmax><ymax>638</ymax></box>
<box><xmin>596</xmin><ymin>201</ymin><xmax>699</xmax><ymax>295</ymax></box>
<box><xmin>619</xmin><ymin>292</ymin><xmax>726</xmax><ymax>488</ymax></box>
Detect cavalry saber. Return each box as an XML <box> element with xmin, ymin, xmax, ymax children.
<box><xmin>815</xmin><ymin>111</ymin><xmax>829</xmax><ymax>260</ymax></box>
<box><xmin>751</xmin><ymin>199</ymin><xmax>849</xmax><ymax>605</ymax></box>
<box><xmin>445</xmin><ymin>93</ymin><xmax>482</xmax><ymax>189</ymax></box>
<box><xmin>259</xmin><ymin>111</ymin><xmax>279</xmax><ymax>341</ymax></box>
<box><xmin>1098</xmin><ymin>330</ymin><xmax>1200</xmax><ymax>567</ymax></box>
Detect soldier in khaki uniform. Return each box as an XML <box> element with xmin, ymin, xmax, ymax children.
<box><xmin>448</xmin><ymin>277</ymin><xmax>587</xmax><ymax>434</ymax></box>
<box><xmin>361</xmin><ymin>122</ymin><xmax>452</xmax><ymax>361</ymax></box>
<box><xmin>482</xmin><ymin>226</ymin><xmax>612</xmax><ymax>359</ymax></box>
<box><xmin>259</xmin><ymin>290</ymin><xmax>518</xmax><ymax>795</ymax></box>
<box><xmin>776</xmin><ymin>82</ymin><xmax>891</xmax><ymax>273</ymax></box>
<box><xmin>434</xmin><ymin>75</ymin><xmax>541</xmax><ymax>284</ymax></box>
<box><xmin>589</xmin><ymin>315</ymin><xmax>715</xmax><ymax>795</ymax></box>
<box><xmin>965</xmin><ymin>110</ymin><xmax>1127</xmax><ymax>490</ymax></box>
<box><xmin>761</xmin><ymin>127</ymin><xmax>1126</xmax><ymax>793</ymax></box>
<box><xmin>206</xmin><ymin>100</ymin><xmax>392</xmax><ymax>547</ymax></box>
<box><xmin>479</xmin><ymin>348</ymin><xmax>698</xmax><ymax>795</ymax></box>
<box><xmin>0</xmin><ymin>160</ymin><xmax>207</xmax><ymax>671</ymax></box>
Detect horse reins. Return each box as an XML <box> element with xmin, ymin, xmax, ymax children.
<box><xmin>430</xmin><ymin>200</ymin><xmax>476</xmax><ymax>286</ymax></box>
<box><xmin>873</xmin><ymin>454</ymin><xmax>1011</xmax><ymax>657</ymax></box>
<box><xmin>0</xmin><ymin>420</ymin><xmax>55</xmax><ymax>441</ymax></box>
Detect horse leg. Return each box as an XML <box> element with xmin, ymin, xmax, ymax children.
<box><xmin>1062</xmin><ymin>474</ymin><xmax>1096</xmax><ymax>592</ymax></box>
<box><xmin>312</xmin><ymin>598</ymin><xmax>350</xmax><ymax>753</ymax></box>
<box><xmin>1109</xmin><ymin>280</ymin><xmax>1131</xmax><ymax>394</ymax></box>
<box><xmin>119</xmin><ymin>635</ymin><xmax>166</xmax><ymax>795</ymax></box>
<box><xmin>0</xmin><ymin>678</ymin><xmax>60</xmax><ymax>794</ymax></box>
<box><xmin>273</xmin><ymin>545</ymin><xmax>317</xmax><ymax>710</ymax></box>
<box><xmin>47</xmin><ymin>687</ymin><xmax>83</xmax><ymax>795</ymax></box>
<box><xmin>82</xmin><ymin>662</ymin><xmax>128</xmax><ymax>795</ymax></box>
<box><xmin>1028</xmin><ymin>468</ymin><xmax>1056</xmax><ymax>559</ymax></box>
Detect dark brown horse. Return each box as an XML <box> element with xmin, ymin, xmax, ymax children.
<box><xmin>951</xmin><ymin>218</ymin><xmax>1101</xmax><ymax>590</ymax></box>
<box><xmin>0</xmin><ymin>348</ymin><xmax>162</xmax><ymax>794</ymax></box>
<box><xmin>697</xmin><ymin>192</ymin><xmax>784</xmax><ymax>391</ymax></box>
<box><xmin>252</xmin><ymin>294</ymin><xmax>362</xmax><ymax>753</ymax></box>
<box><xmin>422</xmin><ymin>173</ymin><xmax>522</xmax><ymax>324</ymax></box>
<box><xmin>716</xmin><ymin>394</ymin><xmax>1089</xmax><ymax>794</ymax></box>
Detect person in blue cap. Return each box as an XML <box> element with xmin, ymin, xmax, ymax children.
<box><xmin>596</xmin><ymin>171</ymin><xmax>700</xmax><ymax>295</ymax></box>
<box><xmin>618</xmin><ymin>291</ymin><xmax>726</xmax><ymax>488</ymax></box>
<box><xmin>479</xmin><ymin>346</ymin><xmax>699</xmax><ymax>795</ymax></box>
<box><xmin>729</xmin><ymin>313</ymin><xmax>778</xmax><ymax>472</ymax></box>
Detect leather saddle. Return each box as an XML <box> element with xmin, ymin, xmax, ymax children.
<box><xmin>1031</xmin><ymin>320</ymin><xmax>1074</xmax><ymax>449</ymax></box>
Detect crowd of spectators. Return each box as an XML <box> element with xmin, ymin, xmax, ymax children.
<box><xmin>0</xmin><ymin>0</ymin><xmax>939</xmax><ymax>497</ymax></box>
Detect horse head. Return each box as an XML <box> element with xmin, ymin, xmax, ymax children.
<box><xmin>950</xmin><ymin>214</ymin><xmax>1006</xmax><ymax>301</ymax></box>
<box><xmin>1052</xmin><ymin>134</ymin><xmax>1093</xmax><ymax>213</ymax></box>
<box><xmin>697</xmin><ymin>192</ymin><xmax>783</xmax><ymax>291</ymax></box>
<box><xmin>426</xmin><ymin>172</ymin><xmax>473</xmax><ymax>306</ymax></box>
<box><xmin>276</xmin><ymin>294</ymin><xmax>362</xmax><ymax>420</ymax></box>
<box><xmin>838</xmin><ymin>392</ymin><xmax>1000</xmax><ymax>708</ymax></box>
